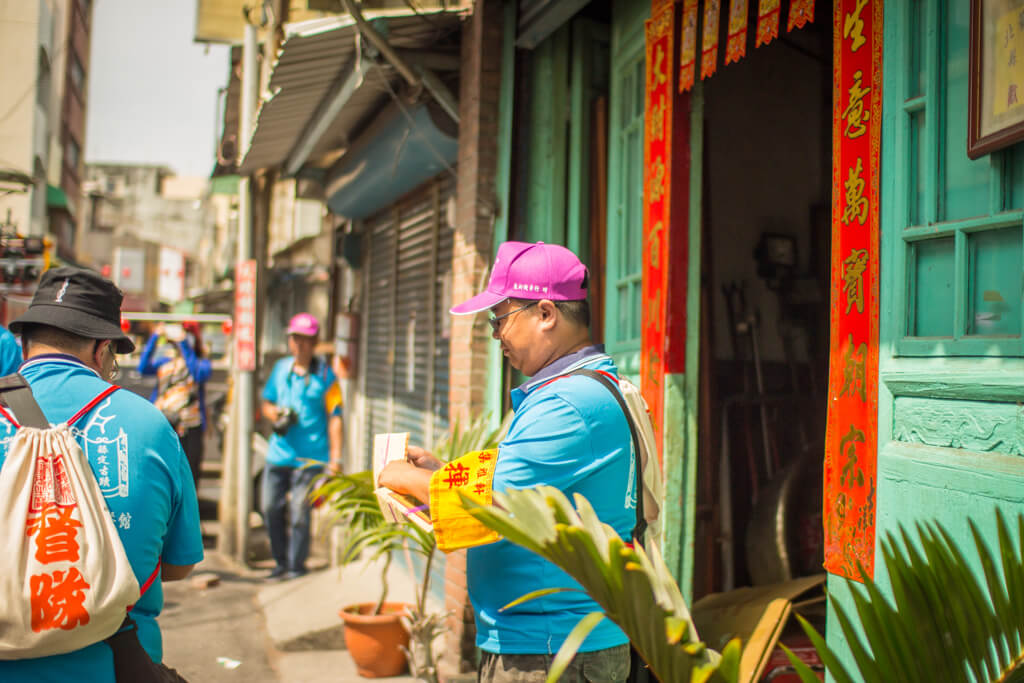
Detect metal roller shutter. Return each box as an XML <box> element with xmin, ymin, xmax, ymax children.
<box><xmin>362</xmin><ymin>173</ymin><xmax>454</xmax><ymax>462</ymax></box>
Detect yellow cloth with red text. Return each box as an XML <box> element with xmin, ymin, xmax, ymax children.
<box><xmin>429</xmin><ymin>449</ymin><xmax>501</xmax><ymax>552</ymax></box>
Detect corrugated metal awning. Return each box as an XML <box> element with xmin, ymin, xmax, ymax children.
<box><xmin>238</xmin><ymin>9</ymin><xmax>464</xmax><ymax>176</ymax></box>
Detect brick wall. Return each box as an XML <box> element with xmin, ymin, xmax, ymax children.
<box><xmin>442</xmin><ymin>0</ymin><xmax>504</xmax><ymax>679</ymax></box>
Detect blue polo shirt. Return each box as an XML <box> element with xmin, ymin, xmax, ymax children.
<box><xmin>0</xmin><ymin>355</ymin><xmax>204</xmax><ymax>683</ymax></box>
<box><xmin>261</xmin><ymin>356</ymin><xmax>343</xmax><ymax>468</ymax></box>
<box><xmin>467</xmin><ymin>345</ymin><xmax>635</xmax><ymax>655</ymax></box>
<box><xmin>0</xmin><ymin>324</ymin><xmax>22</xmax><ymax>375</ymax></box>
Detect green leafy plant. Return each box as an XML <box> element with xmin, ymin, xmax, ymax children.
<box><xmin>310</xmin><ymin>412</ymin><xmax>503</xmax><ymax>683</ymax></box>
<box><xmin>460</xmin><ymin>485</ymin><xmax>741</xmax><ymax>683</ymax></box>
<box><xmin>782</xmin><ymin>509</ymin><xmax>1024</xmax><ymax>683</ymax></box>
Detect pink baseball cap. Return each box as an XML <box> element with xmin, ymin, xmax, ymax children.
<box><xmin>287</xmin><ymin>312</ymin><xmax>320</xmax><ymax>337</ymax></box>
<box><xmin>450</xmin><ymin>241</ymin><xmax>589</xmax><ymax>315</ymax></box>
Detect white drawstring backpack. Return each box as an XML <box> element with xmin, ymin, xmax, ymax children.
<box><xmin>0</xmin><ymin>375</ymin><xmax>141</xmax><ymax>659</ymax></box>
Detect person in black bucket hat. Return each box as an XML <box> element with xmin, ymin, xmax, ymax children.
<box><xmin>10</xmin><ymin>266</ymin><xmax>136</xmax><ymax>356</ymax></box>
<box><xmin>0</xmin><ymin>266</ymin><xmax>203</xmax><ymax>681</ymax></box>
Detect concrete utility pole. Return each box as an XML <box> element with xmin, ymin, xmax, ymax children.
<box><xmin>233</xmin><ymin>17</ymin><xmax>259</xmax><ymax>564</ymax></box>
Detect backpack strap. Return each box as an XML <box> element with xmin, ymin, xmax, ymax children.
<box><xmin>566</xmin><ymin>368</ymin><xmax>648</xmax><ymax>546</ymax></box>
<box><xmin>0</xmin><ymin>375</ymin><xmax>120</xmax><ymax>429</ymax></box>
<box><xmin>0</xmin><ymin>373</ymin><xmax>50</xmax><ymax>428</ymax></box>
<box><xmin>127</xmin><ymin>562</ymin><xmax>162</xmax><ymax>612</ymax></box>
<box><xmin>68</xmin><ymin>385</ymin><xmax>120</xmax><ymax>426</ymax></box>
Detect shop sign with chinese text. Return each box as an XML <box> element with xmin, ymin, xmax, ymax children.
<box><xmin>234</xmin><ymin>260</ymin><xmax>258</xmax><ymax>372</ymax></box>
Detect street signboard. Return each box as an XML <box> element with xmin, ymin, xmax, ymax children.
<box><xmin>234</xmin><ymin>259</ymin><xmax>257</xmax><ymax>372</ymax></box>
<box><xmin>113</xmin><ymin>247</ymin><xmax>145</xmax><ymax>294</ymax></box>
<box><xmin>158</xmin><ymin>247</ymin><xmax>185</xmax><ymax>303</ymax></box>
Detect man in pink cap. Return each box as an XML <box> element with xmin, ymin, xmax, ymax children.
<box><xmin>380</xmin><ymin>242</ymin><xmax>635</xmax><ymax>682</ymax></box>
<box><xmin>260</xmin><ymin>313</ymin><xmax>344</xmax><ymax>580</ymax></box>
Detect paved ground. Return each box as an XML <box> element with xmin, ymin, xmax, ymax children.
<box><xmin>159</xmin><ymin>455</ymin><xmax>424</xmax><ymax>682</ymax></box>
<box><xmin>162</xmin><ymin>552</ymin><xmax>278</xmax><ymax>682</ymax></box>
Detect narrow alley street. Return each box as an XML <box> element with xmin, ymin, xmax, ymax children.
<box><xmin>157</xmin><ymin>450</ymin><xmax>421</xmax><ymax>682</ymax></box>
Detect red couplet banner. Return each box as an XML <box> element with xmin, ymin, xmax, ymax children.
<box><xmin>823</xmin><ymin>0</ymin><xmax>883</xmax><ymax>581</ymax></box>
<box><xmin>642</xmin><ymin>2</ymin><xmax>674</xmax><ymax>449</ymax></box>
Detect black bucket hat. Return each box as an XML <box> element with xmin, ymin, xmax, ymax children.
<box><xmin>10</xmin><ymin>267</ymin><xmax>135</xmax><ymax>353</ymax></box>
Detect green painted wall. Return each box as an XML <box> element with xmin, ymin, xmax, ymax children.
<box><xmin>826</xmin><ymin>0</ymin><xmax>1024</xmax><ymax>673</ymax></box>
<box><xmin>485</xmin><ymin>0</ymin><xmax>519</xmax><ymax>429</ymax></box>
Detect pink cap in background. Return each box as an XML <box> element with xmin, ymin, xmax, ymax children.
<box><xmin>449</xmin><ymin>241</ymin><xmax>589</xmax><ymax>315</ymax></box>
<box><xmin>287</xmin><ymin>312</ymin><xmax>320</xmax><ymax>337</ymax></box>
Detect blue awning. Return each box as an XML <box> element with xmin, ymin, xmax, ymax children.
<box><xmin>324</xmin><ymin>100</ymin><xmax>457</xmax><ymax>220</ymax></box>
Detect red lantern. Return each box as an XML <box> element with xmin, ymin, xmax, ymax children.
<box><xmin>222</xmin><ymin>318</ymin><xmax>233</xmax><ymax>335</ymax></box>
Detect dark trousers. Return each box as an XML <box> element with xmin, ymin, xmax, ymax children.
<box><xmin>262</xmin><ymin>465</ymin><xmax>319</xmax><ymax>572</ymax></box>
<box><xmin>179</xmin><ymin>426</ymin><xmax>203</xmax><ymax>489</ymax></box>
<box><xmin>478</xmin><ymin>644</ymin><xmax>631</xmax><ymax>683</ymax></box>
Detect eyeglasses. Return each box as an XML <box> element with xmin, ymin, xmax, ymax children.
<box><xmin>99</xmin><ymin>342</ymin><xmax>120</xmax><ymax>382</ymax></box>
<box><xmin>488</xmin><ymin>301</ymin><xmax>537</xmax><ymax>333</ymax></box>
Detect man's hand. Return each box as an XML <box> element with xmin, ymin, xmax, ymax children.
<box><xmin>406</xmin><ymin>445</ymin><xmax>442</xmax><ymax>472</ymax></box>
<box><xmin>378</xmin><ymin>460</ymin><xmax>433</xmax><ymax>504</ymax></box>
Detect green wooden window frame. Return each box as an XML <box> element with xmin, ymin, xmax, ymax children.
<box><xmin>885</xmin><ymin>0</ymin><xmax>1024</xmax><ymax>357</ymax></box>
<box><xmin>604</xmin><ymin>0</ymin><xmax>647</xmax><ymax>378</ymax></box>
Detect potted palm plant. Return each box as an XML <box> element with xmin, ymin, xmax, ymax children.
<box><xmin>311</xmin><ymin>414</ymin><xmax>503</xmax><ymax>681</ymax></box>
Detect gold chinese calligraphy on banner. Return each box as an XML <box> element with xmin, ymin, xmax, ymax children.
<box><xmin>642</xmin><ymin>4</ymin><xmax>674</xmax><ymax>442</ymax></box>
<box><xmin>789</xmin><ymin>0</ymin><xmax>815</xmax><ymax>31</ymax></box>
<box><xmin>757</xmin><ymin>0</ymin><xmax>781</xmax><ymax>47</ymax></box>
<box><xmin>682</xmin><ymin>0</ymin><xmax>817</xmax><ymax>89</ymax></box>
<box><xmin>679</xmin><ymin>0</ymin><xmax>699</xmax><ymax>92</ymax></box>
<box><xmin>701</xmin><ymin>0</ymin><xmax>722</xmax><ymax>79</ymax></box>
<box><xmin>726</xmin><ymin>0</ymin><xmax>749</xmax><ymax>64</ymax></box>
<box><xmin>824</xmin><ymin>0</ymin><xmax>883</xmax><ymax>582</ymax></box>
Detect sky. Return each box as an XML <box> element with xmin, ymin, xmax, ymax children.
<box><xmin>85</xmin><ymin>0</ymin><xmax>230</xmax><ymax>177</ymax></box>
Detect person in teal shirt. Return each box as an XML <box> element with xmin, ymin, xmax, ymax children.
<box><xmin>0</xmin><ymin>268</ymin><xmax>203</xmax><ymax>683</ymax></box>
<box><xmin>260</xmin><ymin>313</ymin><xmax>343</xmax><ymax>580</ymax></box>
<box><xmin>0</xmin><ymin>323</ymin><xmax>23</xmax><ymax>375</ymax></box>
<box><xmin>379</xmin><ymin>242</ymin><xmax>633</xmax><ymax>682</ymax></box>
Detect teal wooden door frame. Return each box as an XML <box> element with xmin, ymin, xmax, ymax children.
<box><xmin>524</xmin><ymin>24</ymin><xmax>571</xmax><ymax>246</ymax></box>
<box><xmin>567</xmin><ymin>18</ymin><xmax>610</xmax><ymax>260</ymax></box>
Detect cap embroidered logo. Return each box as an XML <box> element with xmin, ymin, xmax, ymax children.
<box><xmin>55</xmin><ymin>279</ymin><xmax>70</xmax><ymax>303</ymax></box>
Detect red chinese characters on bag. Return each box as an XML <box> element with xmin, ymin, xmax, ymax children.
<box><xmin>30</xmin><ymin>568</ymin><xmax>91</xmax><ymax>632</ymax></box>
<box><xmin>30</xmin><ymin>453</ymin><xmax>77</xmax><ymax>512</ymax></box>
<box><xmin>27</xmin><ymin>503</ymin><xmax>84</xmax><ymax>564</ymax></box>
<box><xmin>25</xmin><ymin>452</ymin><xmax>91</xmax><ymax>633</ymax></box>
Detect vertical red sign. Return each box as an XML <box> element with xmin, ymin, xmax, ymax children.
<box><xmin>234</xmin><ymin>259</ymin><xmax>258</xmax><ymax>372</ymax></box>
<box><xmin>642</xmin><ymin>2</ymin><xmax>674</xmax><ymax>453</ymax></box>
<box><xmin>823</xmin><ymin>0</ymin><xmax>882</xmax><ymax>581</ymax></box>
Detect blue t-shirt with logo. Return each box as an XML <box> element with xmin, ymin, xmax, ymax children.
<box><xmin>467</xmin><ymin>346</ymin><xmax>635</xmax><ymax>655</ymax></box>
<box><xmin>0</xmin><ymin>355</ymin><xmax>204</xmax><ymax>683</ymax></box>
<box><xmin>0</xmin><ymin>324</ymin><xmax>22</xmax><ymax>375</ymax></box>
<box><xmin>261</xmin><ymin>356</ymin><xmax>343</xmax><ymax>468</ymax></box>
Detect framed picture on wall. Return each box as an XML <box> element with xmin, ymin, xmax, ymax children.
<box><xmin>968</xmin><ymin>0</ymin><xmax>1024</xmax><ymax>158</ymax></box>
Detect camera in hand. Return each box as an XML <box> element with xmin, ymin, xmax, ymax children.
<box><xmin>272</xmin><ymin>406</ymin><xmax>298</xmax><ymax>435</ymax></box>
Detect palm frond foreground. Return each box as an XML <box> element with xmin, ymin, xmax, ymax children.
<box><xmin>460</xmin><ymin>486</ymin><xmax>740</xmax><ymax>683</ymax></box>
<box><xmin>784</xmin><ymin>509</ymin><xmax>1024</xmax><ymax>683</ymax></box>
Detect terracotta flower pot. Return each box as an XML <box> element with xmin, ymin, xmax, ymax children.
<box><xmin>339</xmin><ymin>602</ymin><xmax>411</xmax><ymax>678</ymax></box>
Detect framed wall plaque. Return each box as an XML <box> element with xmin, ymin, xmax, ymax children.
<box><xmin>968</xmin><ymin>0</ymin><xmax>1024</xmax><ymax>158</ymax></box>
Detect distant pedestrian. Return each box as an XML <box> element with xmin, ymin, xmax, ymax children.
<box><xmin>260</xmin><ymin>313</ymin><xmax>344</xmax><ymax>580</ymax></box>
<box><xmin>138</xmin><ymin>322</ymin><xmax>212</xmax><ymax>488</ymax></box>
<box><xmin>0</xmin><ymin>267</ymin><xmax>203</xmax><ymax>682</ymax></box>
<box><xmin>0</xmin><ymin>322</ymin><xmax>22</xmax><ymax>374</ymax></box>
